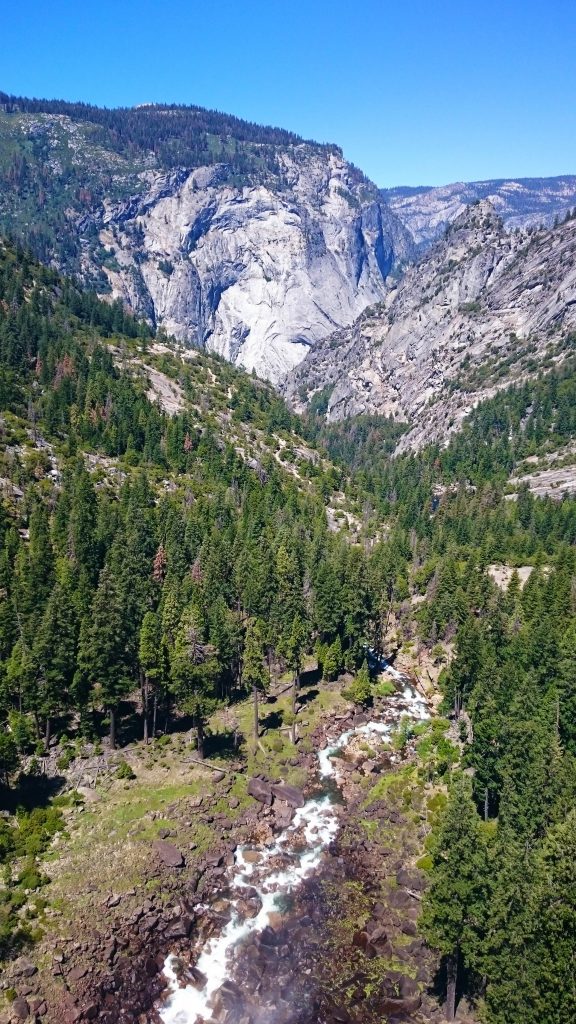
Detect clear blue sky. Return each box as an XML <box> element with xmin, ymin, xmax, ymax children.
<box><xmin>2</xmin><ymin>0</ymin><xmax>575</xmax><ymax>187</ymax></box>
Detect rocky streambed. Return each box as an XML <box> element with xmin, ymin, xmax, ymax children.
<box><xmin>157</xmin><ymin>683</ymin><xmax>435</xmax><ymax>1024</ymax></box>
<box><xmin>2</xmin><ymin>679</ymin><xmax>446</xmax><ymax>1024</ymax></box>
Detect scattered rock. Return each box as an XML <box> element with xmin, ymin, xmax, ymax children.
<box><xmin>271</xmin><ymin>782</ymin><xmax>305</xmax><ymax>808</ymax></box>
<box><xmin>12</xmin><ymin>999</ymin><xmax>30</xmax><ymax>1020</ymax></box>
<box><xmin>247</xmin><ymin>777</ymin><xmax>273</xmax><ymax>806</ymax></box>
<box><xmin>68</xmin><ymin>964</ymin><xmax>89</xmax><ymax>982</ymax></box>
<box><xmin>152</xmin><ymin>840</ymin><xmax>185</xmax><ymax>868</ymax></box>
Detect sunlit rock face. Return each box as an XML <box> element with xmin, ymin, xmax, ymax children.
<box><xmin>97</xmin><ymin>151</ymin><xmax>412</xmax><ymax>382</ymax></box>
<box><xmin>285</xmin><ymin>200</ymin><xmax>576</xmax><ymax>450</ymax></box>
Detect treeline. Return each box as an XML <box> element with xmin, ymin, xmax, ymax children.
<box><xmin>0</xmin><ymin>242</ymin><xmax>385</xmax><ymax>769</ymax></box>
<box><xmin>0</xmin><ymin>94</ymin><xmax>331</xmax><ymax>167</ymax></box>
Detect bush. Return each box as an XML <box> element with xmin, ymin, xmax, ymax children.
<box><xmin>115</xmin><ymin>760</ymin><xmax>136</xmax><ymax>780</ymax></box>
<box><xmin>342</xmin><ymin>660</ymin><xmax>372</xmax><ymax>706</ymax></box>
<box><xmin>373</xmin><ymin>679</ymin><xmax>396</xmax><ymax>698</ymax></box>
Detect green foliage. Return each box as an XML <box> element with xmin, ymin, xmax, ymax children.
<box><xmin>372</xmin><ymin>679</ymin><xmax>396</xmax><ymax>698</ymax></box>
<box><xmin>421</xmin><ymin>773</ymin><xmax>491</xmax><ymax>966</ymax></box>
<box><xmin>343</xmin><ymin>659</ymin><xmax>372</xmax><ymax>706</ymax></box>
<box><xmin>115</xmin><ymin>759</ymin><xmax>136</xmax><ymax>781</ymax></box>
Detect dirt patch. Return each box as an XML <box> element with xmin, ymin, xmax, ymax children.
<box><xmin>487</xmin><ymin>564</ymin><xmax>535</xmax><ymax>590</ymax></box>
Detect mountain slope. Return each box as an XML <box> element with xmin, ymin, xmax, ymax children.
<box><xmin>286</xmin><ymin>200</ymin><xmax>576</xmax><ymax>450</ymax></box>
<box><xmin>382</xmin><ymin>175</ymin><xmax>576</xmax><ymax>248</ymax></box>
<box><xmin>0</xmin><ymin>94</ymin><xmax>412</xmax><ymax>382</ymax></box>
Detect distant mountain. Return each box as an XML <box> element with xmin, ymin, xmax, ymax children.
<box><xmin>382</xmin><ymin>175</ymin><xmax>576</xmax><ymax>248</ymax></box>
<box><xmin>0</xmin><ymin>93</ymin><xmax>412</xmax><ymax>381</ymax></box>
<box><xmin>285</xmin><ymin>200</ymin><xmax>576</xmax><ymax>450</ymax></box>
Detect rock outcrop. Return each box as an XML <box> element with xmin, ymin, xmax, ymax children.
<box><xmin>95</xmin><ymin>151</ymin><xmax>412</xmax><ymax>382</ymax></box>
<box><xmin>285</xmin><ymin>201</ymin><xmax>576</xmax><ymax>450</ymax></box>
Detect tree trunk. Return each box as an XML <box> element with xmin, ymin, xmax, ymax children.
<box><xmin>291</xmin><ymin>670</ymin><xmax>299</xmax><ymax>745</ymax></box>
<box><xmin>196</xmin><ymin>718</ymin><xmax>204</xmax><ymax>760</ymax></box>
<box><xmin>253</xmin><ymin>684</ymin><xmax>259</xmax><ymax>749</ymax></box>
<box><xmin>152</xmin><ymin>694</ymin><xmax>158</xmax><ymax>740</ymax></box>
<box><xmin>484</xmin><ymin>787</ymin><xmax>489</xmax><ymax>822</ymax></box>
<box><xmin>44</xmin><ymin>716</ymin><xmax>51</xmax><ymax>752</ymax></box>
<box><xmin>141</xmin><ymin>672</ymin><xmax>149</xmax><ymax>744</ymax></box>
<box><xmin>446</xmin><ymin>952</ymin><xmax>458</xmax><ymax>1021</ymax></box>
<box><xmin>109</xmin><ymin>707</ymin><xmax>116</xmax><ymax>750</ymax></box>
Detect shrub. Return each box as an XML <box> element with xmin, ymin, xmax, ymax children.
<box><xmin>115</xmin><ymin>760</ymin><xmax>136</xmax><ymax>781</ymax></box>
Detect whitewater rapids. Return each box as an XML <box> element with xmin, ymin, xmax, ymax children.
<box><xmin>159</xmin><ymin>680</ymin><xmax>428</xmax><ymax>1024</ymax></box>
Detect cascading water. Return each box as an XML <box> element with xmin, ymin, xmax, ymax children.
<box><xmin>159</xmin><ymin>678</ymin><xmax>429</xmax><ymax>1024</ymax></box>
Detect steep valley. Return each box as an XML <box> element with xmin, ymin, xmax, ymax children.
<box><xmin>0</xmin><ymin>95</ymin><xmax>576</xmax><ymax>1024</ymax></box>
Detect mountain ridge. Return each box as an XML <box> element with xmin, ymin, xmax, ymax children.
<box><xmin>382</xmin><ymin>174</ymin><xmax>576</xmax><ymax>248</ymax></box>
<box><xmin>0</xmin><ymin>94</ymin><xmax>412</xmax><ymax>381</ymax></box>
<box><xmin>285</xmin><ymin>199</ymin><xmax>576</xmax><ymax>451</ymax></box>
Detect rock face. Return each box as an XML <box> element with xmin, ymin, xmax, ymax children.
<box><xmin>285</xmin><ymin>201</ymin><xmax>576</xmax><ymax>450</ymax></box>
<box><xmin>96</xmin><ymin>152</ymin><xmax>412</xmax><ymax>382</ymax></box>
<box><xmin>382</xmin><ymin>175</ymin><xmax>576</xmax><ymax>249</ymax></box>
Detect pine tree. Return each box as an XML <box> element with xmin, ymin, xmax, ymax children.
<box><xmin>170</xmin><ymin>603</ymin><xmax>219</xmax><ymax>757</ymax></box>
<box><xmin>32</xmin><ymin>562</ymin><xmax>78</xmax><ymax>747</ymax></box>
<box><xmin>323</xmin><ymin>634</ymin><xmax>343</xmax><ymax>681</ymax></box>
<box><xmin>282</xmin><ymin>614</ymin><xmax>307</xmax><ymax>744</ymax></box>
<box><xmin>138</xmin><ymin>611</ymin><xmax>164</xmax><ymax>742</ymax></box>
<box><xmin>77</xmin><ymin>565</ymin><xmax>130</xmax><ymax>748</ymax></box>
<box><xmin>421</xmin><ymin>774</ymin><xmax>490</xmax><ymax>1020</ymax></box>
<box><xmin>344</xmin><ymin>659</ymin><xmax>372</xmax><ymax>706</ymax></box>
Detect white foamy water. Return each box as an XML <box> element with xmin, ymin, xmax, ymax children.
<box><xmin>159</xmin><ymin>680</ymin><xmax>428</xmax><ymax>1024</ymax></box>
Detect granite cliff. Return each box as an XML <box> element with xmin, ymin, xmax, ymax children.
<box><xmin>95</xmin><ymin>151</ymin><xmax>411</xmax><ymax>381</ymax></box>
<box><xmin>0</xmin><ymin>98</ymin><xmax>412</xmax><ymax>382</ymax></box>
<box><xmin>285</xmin><ymin>200</ymin><xmax>576</xmax><ymax>449</ymax></box>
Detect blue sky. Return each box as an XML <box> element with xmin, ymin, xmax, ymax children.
<box><xmin>2</xmin><ymin>0</ymin><xmax>575</xmax><ymax>187</ymax></box>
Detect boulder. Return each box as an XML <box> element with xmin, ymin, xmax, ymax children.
<box><xmin>12</xmin><ymin>999</ymin><xmax>30</xmax><ymax>1020</ymax></box>
<box><xmin>247</xmin><ymin>777</ymin><xmax>273</xmax><ymax>805</ymax></box>
<box><xmin>399</xmin><ymin>977</ymin><xmax>421</xmax><ymax>998</ymax></box>
<box><xmin>396</xmin><ymin>867</ymin><xmax>426</xmax><ymax>891</ymax></box>
<box><xmin>270</xmin><ymin>783</ymin><xmax>305</xmax><ymax>808</ymax></box>
<box><xmin>12</xmin><ymin>959</ymin><xmax>37</xmax><ymax>978</ymax></box>
<box><xmin>76</xmin><ymin>787</ymin><xmax>101</xmax><ymax>804</ymax></box>
<box><xmin>163</xmin><ymin>916</ymin><xmax>193</xmax><ymax>940</ymax></box>
<box><xmin>381</xmin><ymin>994</ymin><xmax>422</xmax><ymax>1015</ymax></box>
<box><xmin>387</xmin><ymin>888</ymin><xmax>413</xmax><ymax>910</ymax></box>
<box><xmin>68</xmin><ymin>965</ymin><xmax>89</xmax><ymax>982</ymax></box>
<box><xmin>152</xmin><ymin>840</ymin><xmax>185</xmax><ymax>868</ymax></box>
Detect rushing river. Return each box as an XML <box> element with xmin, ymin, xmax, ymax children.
<box><xmin>159</xmin><ymin>676</ymin><xmax>429</xmax><ymax>1024</ymax></box>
